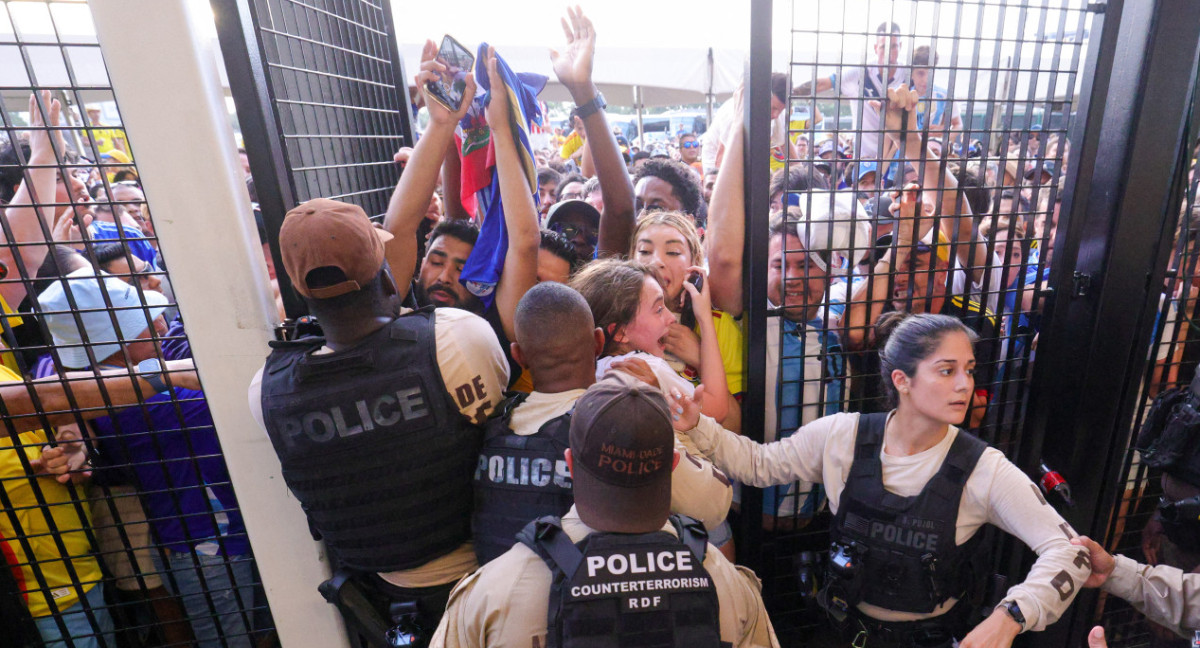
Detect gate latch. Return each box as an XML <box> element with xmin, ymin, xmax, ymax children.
<box><xmin>1071</xmin><ymin>272</ymin><xmax>1093</xmax><ymax>297</ymax></box>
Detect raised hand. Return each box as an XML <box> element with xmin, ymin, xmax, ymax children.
<box><xmin>483</xmin><ymin>47</ymin><xmax>511</xmax><ymax>138</ymax></box>
<box><xmin>28</xmin><ymin>91</ymin><xmax>64</xmax><ymax>164</ymax></box>
<box><xmin>416</xmin><ymin>39</ymin><xmax>476</xmax><ymax>127</ymax></box>
<box><xmin>550</xmin><ymin>5</ymin><xmax>596</xmax><ymax>97</ymax></box>
<box><xmin>882</xmin><ymin>85</ymin><xmax>920</xmax><ymax>135</ymax></box>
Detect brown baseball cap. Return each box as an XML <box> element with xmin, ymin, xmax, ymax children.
<box><xmin>570</xmin><ymin>372</ymin><xmax>674</xmax><ymax>533</ymax></box>
<box><xmin>279</xmin><ymin>198</ymin><xmax>394</xmax><ymax>299</ymax></box>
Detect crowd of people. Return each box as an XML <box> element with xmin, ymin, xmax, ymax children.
<box><xmin>0</xmin><ymin>6</ymin><xmax>1194</xmax><ymax>648</ymax></box>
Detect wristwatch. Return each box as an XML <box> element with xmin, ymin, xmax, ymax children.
<box><xmin>136</xmin><ymin>358</ymin><xmax>170</xmax><ymax>394</ymax></box>
<box><xmin>574</xmin><ymin>92</ymin><xmax>606</xmax><ymax>119</ymax></box>
<box><xmin>1002</xmin><ymin>600</ymin><xmax>1026</xmax><ymax>631</ymax></box>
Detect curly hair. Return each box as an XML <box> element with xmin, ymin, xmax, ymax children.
<box><xmin>633</xmin><ymin>158</ymin><xmax>703</xmax><ymax>218</ymax></box>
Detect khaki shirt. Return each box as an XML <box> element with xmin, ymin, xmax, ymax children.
<box><xmin>1104</xmin><ymin>554</ymin><xmax>1200</xmax><ymax>637</ymax></box>
<box><xmin>431</xmin><ymin>506</ymin><xmax>778</xmax><ymax>648</ymax></box>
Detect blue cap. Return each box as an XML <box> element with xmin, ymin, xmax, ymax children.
<box><xmin>38</xmin><ymin>267</ymin><xmax>168</xmax><ymax>369</ymax></box>
<box><xmin>855</xmin><ymin>161</ymin><xmax>879</xmax><ymax>182</ymax></box>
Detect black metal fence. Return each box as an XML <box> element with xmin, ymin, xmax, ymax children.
<box><xmin>213</xmin><ymin>0</ymin><xmax>414</xmax><ymax>319</ymax></box>
<box><xmin>734</xmin><ymin>1</ymin><xmax>1091</xmax><ymax>642</ymax></box>
<box><xmin>0</xmin><ymin>1</ymin><xmax>270</xmax><ymax>646</ymax></box>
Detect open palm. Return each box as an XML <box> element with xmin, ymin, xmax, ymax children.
<box><xmin>551</xmin><ymin>6</ymin><xmax>595</xmax><ymax>95</ymax></box>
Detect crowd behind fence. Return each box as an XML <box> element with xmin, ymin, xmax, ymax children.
<box><xmin>3</xmin><ymin>0</ymin><xmax>1199</xmax><ymax>647</ymax></box>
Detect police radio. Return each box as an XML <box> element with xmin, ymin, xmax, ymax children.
<box><xmin>275</xmin><ymin>315</ymin><xmax>324</xmax><ymax>342</ymax></box>
<box><xmin>823</xmin><ymin>541</ymin><xmax>866</xmax><ymax>613</ymax></box>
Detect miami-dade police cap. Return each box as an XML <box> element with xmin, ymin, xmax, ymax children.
<box><xmin>570</xmin><ymin>372</ymin><xmax>674</xmax><ymax>534</ymax></box>
<box><xmin>279</xmin><ymin>198</ymin><xmax>394</xmax><ymax>299</ymax></box>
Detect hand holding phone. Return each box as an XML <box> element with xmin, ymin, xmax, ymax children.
<box><xmin>425</xmin><ymin>35</ymin><xmax>475</xmax><ymax>112</ymax></box>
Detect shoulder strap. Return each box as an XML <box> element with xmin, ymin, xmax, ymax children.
<box><xmin>852</xmin><ymin>412</ymin><xmax>888</xmax><ymax>462</ymax></box>
<box><xmin>939</xmin><ymin>430</ymin><xmax>988</xmax><ymax>487</ymax></box>
<box><xmin>669</xmin><ymin>514</ymin><xmax>710</xmax><ymax>563</ymax></box>
<box><xmin>516</xmin><ymin>516</ymin><xmax>583</xmax><ymax>579</ymax></box>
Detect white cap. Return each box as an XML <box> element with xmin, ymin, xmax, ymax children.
<box><xmin>794</xmin><ymin>192</ymin><xmax>873</xmax><ymax>274</ymax></box>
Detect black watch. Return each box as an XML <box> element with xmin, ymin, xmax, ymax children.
<box><xmin>136</xmin><ymin>358</ymin><xmax>170</xmax><ymax>394</ymax></box>
<box><xmin>1002</xmin><ymin>600</ymin><xmax>1026</xmax><ymax>630</ymax></box>
<box><xmin>574</xmin><ymin>92</ymin><xmax>606</xmax><ymax>119</ymax></box>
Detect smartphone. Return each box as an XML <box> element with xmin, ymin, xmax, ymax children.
<box><xmin>425</xmin><ymin>35</ymin><xmax>474</xmax><ymax>112</ymax></box>
<box><xmin>680</xmin><ymin>272</ymin><xmax>704</xmax><ymax>329</ymax></box>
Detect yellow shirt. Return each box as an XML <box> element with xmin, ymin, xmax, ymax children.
<box><xmin>0</xmin><ymin>365</ymin><xmax>101</xmax><ymax>618</ymax></box>
<box><xmin>0</xmin><ymin>293</ymin><xmax>23</xmax><ymax>375</ymax></box>
<box><xmin>709</xmin><ymin>310</ymin><xmax>746</xmax><ymax>395</ymax></box>
<box><xmin>559</xmin><ymin>132</ymin><xmax>584</xmax><ymax>160</ymax></box>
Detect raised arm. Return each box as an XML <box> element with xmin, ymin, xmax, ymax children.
<box><xmin>706</xmin><ymin>90</ymin><xmax>746</xmax><ymax>316</ymax></box>
<box><xmin>383</xmin><ymin>40</ymin><xmax>477</xmax><ymax>296</ymax></box>
<box><xmin>883</xmin><ymin>87</ymin><xmax>989</xmax><ymax>281</ymax></box>
<box><xmin>2</xmin><ymin>92</ymin><xmax>64</xmax><ymax>307</ymax></box>
<box><xmin>3</xmin><ymin>359</ymin><xmax>201</xmax><ymax>433</ymax></box>
<box><xmin>794</xmin><ymin>75</ymin><xmax>834</xmax><ymax>97</ymax></box>
<box><xmin>551</xmin><ymin>7</ymin><xmax>635</xmax><ymax>258</ymax></box>
<box><xmin>484</xmin><ymin>48</ymin><xmax>539</xmax><ymax>343</ymax></box>
<box><xmin>843</xmin><ymin>185</ymin><xmax>924</xmax><ymax>349</ymax></box>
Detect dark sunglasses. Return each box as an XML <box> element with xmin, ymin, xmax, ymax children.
<box><xmin>551</xmin><ymin>222</ymin><xmax>598</xmax><ymax>245</ymax></box>
<box><xmin>680</xmin><ymin>141</ymin><xmax>700</xmax><ymax>149</ymax></box>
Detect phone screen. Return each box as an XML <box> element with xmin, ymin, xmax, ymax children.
<box><xmin>426</xmin><ymin>35</ymin><xmax>474</xmax><ymax>112</ymax></box>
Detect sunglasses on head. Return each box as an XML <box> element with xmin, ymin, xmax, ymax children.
<box><xmin>551</xmin><ymin>222</ymin><xmax>598</xmax><ymax>245</ymax></box>
<box><xmin>680</xmin><ymin>141</ymin><xmax>700</xmax><ymax>149</ymax></box>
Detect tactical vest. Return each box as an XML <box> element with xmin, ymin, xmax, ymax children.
<box><xmin>260</xmin><ymin>309</ymin><xmax>479</xmax><ymax>573</ymax></box>
<box><xmin>518</xmin><ymin>515</ymin><xmax>726</xmax><ymax>648</ymax></box>
<box><xmin>1136</xmin><ymin>372</ymin><xmax>1200</xmax><ymax>489</ymax></box>
<box><xmin>473</xmin><ymin>393</ymin><xmax>575</xmax><ymax>565</ymax></box>
<box><xmin>826</xmin><ymin>413</ymin><xmax>987</xmax><ymax>614</ymax></box>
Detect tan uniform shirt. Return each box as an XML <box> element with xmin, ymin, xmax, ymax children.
<box><xmin>506</xmin><ymin>389</ymin><xmax>733</xmax><ymax>534</ymax></box>
<box><xmin>1104</xmin><ymin>554</ymin><xmax>1200</xmax><ymax>637</ymax></box>
<box><xmin>682</xmin><ymin>412</ymin><xmax>1092</xmax><ymax>631</ymax></box>
<box><xmin>248</xmin><ymin>307</ymin><xmax>510</xmax><ymax>588</ymax></box>
<box><xmin>430</xmin><ymin>506</ymin><xmax>779</xmax><ymax>648</ymax></box>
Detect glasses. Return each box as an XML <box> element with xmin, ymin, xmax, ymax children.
<box><xmin>551</xmin><ymin>222</ymin><xmax>598</xmax><ymax>245</ymax></box>
<box><xmin>680</xmin><ymin>141</ymin><xmax>700</xmax><ymax>149</ymax></box>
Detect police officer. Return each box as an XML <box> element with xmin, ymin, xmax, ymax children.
<box><xmin>675</xmin><ymin>314</ymin><xmax>1091</xmax><ymax>648</ymax></box>
<box><xmin>435</xmin><ymin>373</ymin><xmax>777</xmax><ymax>648</ymax></box>
<box><xmin>473</xmin><ymin>282</ymin><xmax>598</xmax><ymax>564</ymax></box>
<box><xmin>474</xmin><ymin>282</ymin><xmax>735</xmax><ymax>564</ymax></box>
<box><xmin>1072</xmin><ymin>535</ymin><xmax>1200</xmax><ymax>647</ymax></box>
<box><xmin>248</xmin><ymin>198</ymin><xmax>509</xmax><ymax>643</ymax></box>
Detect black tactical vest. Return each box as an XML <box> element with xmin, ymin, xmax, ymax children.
<box><xmin>1136</xmin><ymin>372</ymin><xmax>1200</xmax><ymax>489</ymax></box>
<box><xmin>827</xmin><ymin>413</ymin><xmax>987</xmax><ymax>614</ymax></box>
<box><xmin>518</xmin><ymin>515</ymin><xmax>726</xmax><ymax>648</ymax></box>
<box><xmin>473</xmin><ymin>393</ymin><xmax>575</xmax><ymax>565</ymax></box>
<box><xmin>260</xmin><ymin>309</ymin><xmax>480</xmax><ymax>572</ymax></box>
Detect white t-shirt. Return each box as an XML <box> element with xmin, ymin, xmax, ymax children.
<box><xmin>247</xmin><ymin>307</ymin><xmax>510</xmax><ymax>589</ymax></box>
<box><xmin>832</xmin><ymin>66</ymin><xmax>910</xmax><ymax>160</ymax></box>
<box><xmin>682</xmin><ymin>411</ymin><xmax>1091</xmax><ymax>631</ymax></box>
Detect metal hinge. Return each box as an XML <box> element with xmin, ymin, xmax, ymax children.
<box><xmin>1071</xmin><ymin>272</ymin><xmax>1093</xmax><ymax>297</ymax></box>
<box><xmin>1087</xmin><ymin>2</ymin><xmax>1106</xmax><ymax>13</ymax></box>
